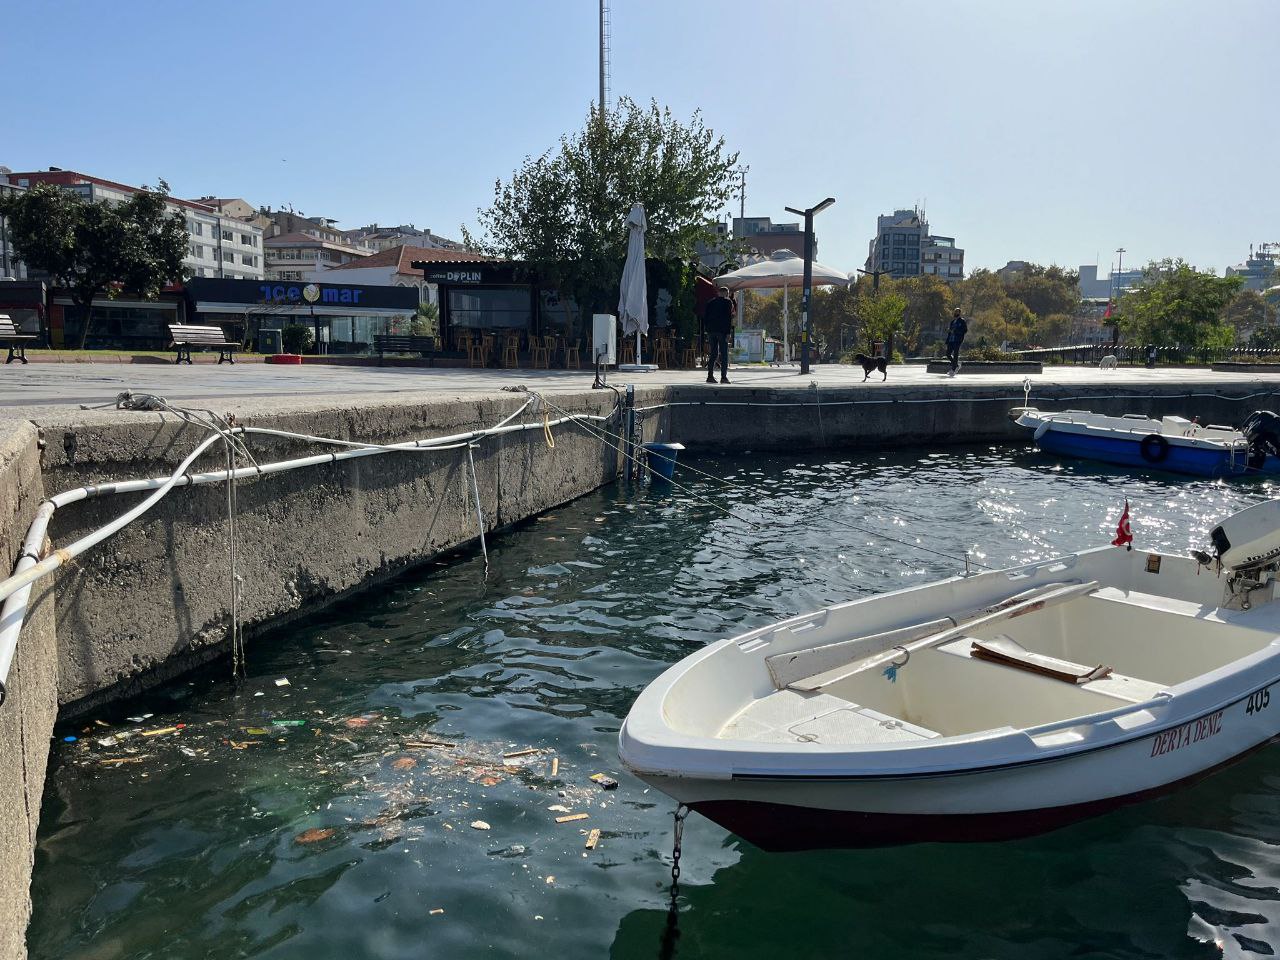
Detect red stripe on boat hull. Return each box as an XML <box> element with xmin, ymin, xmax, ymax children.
<box><xmin>690</xmin><ymin>737</ymin><xmax>1280</xmax><ymax>852</ymax></box>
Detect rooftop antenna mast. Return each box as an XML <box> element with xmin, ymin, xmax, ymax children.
<box><xmin>598</xmin><ymin>0</ymin><xmax>611</xmax><ymax>116</ymax></box>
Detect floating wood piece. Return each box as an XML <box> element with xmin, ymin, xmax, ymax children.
<box><xmin>429</xmin><ymin>908</ymin><xmax>445</xmax><ymax>916</ymax></box>
<box><xmin>502</xmin><ymin>748</ymin><xmax>540</xmax><ymax>759</ymax></box>
<box><xmin>550</xmin><ymin>757</ymin><xmax>559</xmax><ymax>777</ymax></box>
<box><xmin>141</xmin><ymin>726</ymin><xmax>180</xmax><ymax>737</ymax></box>
<box><xmin>555</xmin><ymin>813</ymin><xmax>588</xmax><ymax>824</ymax></box>
<box><xmin>584</xmin><ymin>828</ymin><xmax>601</xmax><ymax>850</ymax></box>
<box><xmin>404</xmin><ymin>739</ymin><xmax>453</xmax><ymax>750</ymax></box>
<box><xmin>100</xmin><ymin>757</ymin><xmax>146</xmax><ymax>765</ymax></box>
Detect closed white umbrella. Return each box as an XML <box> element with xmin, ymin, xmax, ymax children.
<box><xmin>618</xmin><ymin>203</ymin><xmax>649</xmax><ymax>365</ymax></box>
<box><xmin>715</xmin><ymin>249</ymin><xmax>849</xmax><ymax>361</ymax></box>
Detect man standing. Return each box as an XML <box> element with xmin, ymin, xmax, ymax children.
<box><xmin>704</xmin><ymin>285</ymin><xmax>735</xmax><ymax>384</ymax></box>
<box><xmin>945</xmin><ymin>307</ymin><xmax>968</xmax><ymax>377</ymax></box>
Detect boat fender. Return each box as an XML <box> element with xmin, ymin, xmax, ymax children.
<box><xmin>1033</xmin><ymin>421</ymin><xmax>1051</xmax><ymax>441</ymax></box>
<box><xmin>1139</xmin><ymin>434</ymin><xmax>1170</xmax><ymax>463</ymax></box>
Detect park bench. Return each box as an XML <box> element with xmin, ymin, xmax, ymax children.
<box><xmin>0</xmin><ymin>315</ymin><xmax>37</xmax><ymax>365</ymax></box>
<box><xmin>169</xmin><ymin>323</ymin><xmax>238</xmax><ymax>364</ymax></box>
<box><xmin>372</xmin><ymin>334</ymin><xmax>440</xmax><ymax>365</ymax></box>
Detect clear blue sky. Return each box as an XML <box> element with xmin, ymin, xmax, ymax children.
<box><xmin>2</xmin><ymin>0</ymin><xmax>1275</xmax><ymax>276</ymax></box>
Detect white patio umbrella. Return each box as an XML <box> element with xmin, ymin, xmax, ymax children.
<box><xmin>714</xmin><ymin>249</ymin><xmax>849</xmax><ymax>361</ymax></box>
<box><xmin>618</xmin><ymin>203</ymin><xmax>650</xmax><ymax>365</ymax></box>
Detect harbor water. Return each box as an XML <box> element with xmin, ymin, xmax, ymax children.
<box><xmin>28</xmin><ymin>446</ymin><xmax>1280</xmax><ymax>959</ymax></box>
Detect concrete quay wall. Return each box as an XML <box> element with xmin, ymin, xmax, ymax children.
<box><xmin>663</xmin><ymin>379</ymin><xmax>1280</xmax><ymax>450</ymax></box>
<box><xmin>0</xmin><ymin>421</ymin><xmax>57</xmax><ymax>960</ymax></box>
<box><xmin>29</xmin><ymin>389</ymin><xmax>661</xmax><ymax>716</ymax></box>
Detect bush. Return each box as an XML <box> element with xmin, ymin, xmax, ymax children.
<box><xmin>281</xmin><ymin>324</ymin><xmax>314</xmax><ymax>354</ymax></box>
<box><xmin>966</xmin><ymin>345</ymin><xmax>1023</xmax><ymax>362</ymax></box>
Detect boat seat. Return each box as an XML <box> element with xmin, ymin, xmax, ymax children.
<box><xmin>718</xmin><ymin>689</ymin><xmax>939</xmax><ymax>745</ymax></box>
<box><xmin>969</xmin><ymin>635</ymin><xmax>1112</xmax><ymax>684</ymax></box>
<box><xmin>936</xmin><ymin>637</ymin><xmax>1167</xmax><ymax>704</ymax></box>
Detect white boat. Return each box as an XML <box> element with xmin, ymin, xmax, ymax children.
<box><xmin>618</xmin><ymin>501</ymin><xmax>1280</xmax><ymax>851</ymax></box>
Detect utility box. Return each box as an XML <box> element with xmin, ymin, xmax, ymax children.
<box><xmin>592</xmin><ymin>314</ymin><xmax>616</xmax><ymax>366</ymax></box>
<box><xmin>258</xmin><ymin>328</ymin><xmax>283</xmax><ymax>355</ymax></box>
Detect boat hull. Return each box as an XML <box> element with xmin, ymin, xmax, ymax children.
<box><xmin>688</xmin><ymin>735</ymin><xmax>1279</xmax><ymax>851</ymax></box>
<box><xmin>1036</xmin><ymin>426</ymin><xmax>1247</xmax><ymax>477</ymax></box>
<box><xmin>629</xmin><ymin>678</ymin><xmax>1280</xmax><ymax>851</ymax></box>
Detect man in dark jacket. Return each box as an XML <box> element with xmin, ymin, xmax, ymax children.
<box><xmin>703</xmin><ymin>285</ymin><xmax>735</xmax><ymax>384</ymax></box>
<box><xmin>945</xmin><ymin>307</ymin><xmax>968</xmax><ymax>377</ymax></box>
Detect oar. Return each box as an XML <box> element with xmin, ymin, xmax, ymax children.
<box><xmin>792</xmin><ymin>580</ymin><xmax>1099</xmax><ymax>692</ymax></box>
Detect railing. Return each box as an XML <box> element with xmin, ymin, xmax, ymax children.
<box><xmin>1010</xmin><ymin>344</ymin><xmax>1280</xmax><ymax>366</ymax></box>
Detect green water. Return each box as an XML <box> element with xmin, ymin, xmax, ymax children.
<box><xmin>29</xmin><ymin>447</ymin><xmax>1280</xmax><ymax>959</ymax></box>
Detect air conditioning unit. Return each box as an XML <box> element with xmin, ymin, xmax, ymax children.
<box><xmin>592</xmin><ymin>314</ymin><xmax>616</xmax><ymax>366</ymax></box>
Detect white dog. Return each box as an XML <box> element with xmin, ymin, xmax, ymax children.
<box><xmin>1100</xmin><ymin>355</ymin><xmax>1118</xmax><ymax>370</ymax></box>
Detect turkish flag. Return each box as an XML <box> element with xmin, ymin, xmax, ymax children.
<box><xmin>1103</xmin><ymin>302</ymin><xmax>1114</xmax><ymax>319</ymax></box>
<box><xmin>1112</xmin><ymin>500</ymin><xmax>1133</xmax><ymax>548</ymax></box>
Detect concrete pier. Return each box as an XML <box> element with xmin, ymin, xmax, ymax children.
<box><xmin>2</xmin><ymin>364</ymin><xmax>1280</xmax><ymax>954</ymax></box>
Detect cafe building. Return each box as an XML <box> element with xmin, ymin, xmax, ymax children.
<box><xmin>184</xmin><ymin>277</ymin><xmax>419</xmax><ymax>353</ymax></box>
<box><xmin>413</xmin><ymin>258</ymin><xmax>564</xmax><ymax>348</ymax></box>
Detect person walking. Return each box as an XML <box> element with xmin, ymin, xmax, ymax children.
<box><xmin>945</xmin><ymin>307</ymin><xmax>968</xmax><ymax>377</ymax></box>
<box><xmin>704</xmin><ymin>285</ymin><xmax>735</xmax><ymax>384</ymax></box>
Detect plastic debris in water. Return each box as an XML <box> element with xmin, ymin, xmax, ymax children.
<box><xmin>294</xmin><ymin>828</ymin><xmax>335</xmax><ymax>844</ymax></box>
<box><xmin>275</xmin><ymin>678</ymin><xmax>290</xmax><ymax>687</ymax></box>
<box><xmin>62</xmin><ymin>736</ymin><xmax>77</xmax><ymax>743</ymax></box>
<box><xmin>589</xmin><ymin>773</ymin><xmax>618</xmax><ymax>790</ymax></box>
<box><xmin>272</xmin><ymin>720</ymin><xmax>306</xmax><ymax>727</ymax></box>
<box><xmin>470</xmin><ymin>820</ymin><xmax>491</xmax><ymax>831</ymax></box>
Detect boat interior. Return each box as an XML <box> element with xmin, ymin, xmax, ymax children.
<box><xmin>688</xmin><ymin>574</ymin><xmax>1280</xmax><ymax>747</ymax></box>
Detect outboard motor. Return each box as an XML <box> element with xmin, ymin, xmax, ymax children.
<box><xmin>1204</xmin><ymin>498</ymin><xmax>1280</xmax><ymax>609</ymax></box>
<box><xmin>1240</xmin><ymin>410</ymin><xmax>1280</xmax><ymax>470</ymax></box>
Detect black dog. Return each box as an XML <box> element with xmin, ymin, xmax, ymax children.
<box><xmin>853</xmin><ymin>353</ymin><xmax>888</xmax><ymax>382</ymax></box>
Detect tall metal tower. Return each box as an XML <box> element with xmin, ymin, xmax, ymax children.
<box><xmin>598</xmin><ymin>0</ymin><xmax>611</xmax><ymax>115</ymax></box>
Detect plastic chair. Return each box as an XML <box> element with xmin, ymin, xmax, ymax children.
<box><xmin>565</xmin><ymin>338</ymin><xmax>582</xmax><ymax>369</ymax></box>
<box><xmin>620</xmin><ymin>339</ymin><xmax>636</xmax><ymax>365</ymax></box>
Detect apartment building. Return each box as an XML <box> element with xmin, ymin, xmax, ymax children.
<box><xmin>0</xmin><ymin>174</ymin><xmax>27</xmax><ymax>279</ymax></box>
<box><xmin>8</xmin><ymin>168</ymin><xmax>264</xmax><ymax>280</ymax></box>
<box><xmin>733</xmin><ymin>216</ymin><xmax>813</xmax><ymax>258</ymax></box>
<box><xmin>265</xmin><ymin>232</ymin><xmax>374</xmax><ymax>280</ymax></box>
<box><xmin>866</xmin><ymin>208</ymin><xmax>964</xmax><ymax>281</ymax></box>
<box><xmin>345</xmin><ymin>223</ymin><xmax>466</xmax><ymax>253</ymax></box>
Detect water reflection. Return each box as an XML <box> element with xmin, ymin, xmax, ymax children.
<box><xmin>29</xmin><ymin>446</ymin><xmax>1279</xmax><ymax>959</ymax></box>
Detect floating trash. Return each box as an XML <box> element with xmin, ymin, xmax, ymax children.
<box><xmin>294</xmin><ymin>828</ymin><xmax>335</xmax><ymax>844</ymax></box>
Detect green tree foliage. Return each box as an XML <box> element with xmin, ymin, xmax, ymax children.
<box><xmin>858</xmin><ymin>291</ymin><xmax>908</xmax><ymax>351</ymax></box>
<box><xmin>466</xmin><ymin>98</ymin><xmax>741</xmax><ymax>325</ymax></box>
<box><xmin>1002</xmin><ymin>264</ymin><xmax>1080</xmax><ymax>319</ymax></box>
<box><xmin>281</xmin><ymin>323</ymin><xmax>314</xmax><ymax>354</ymax></box>
<box><xmin>896</xmin><ymin>275</ymin><xmax>953</xmax><ymax>353</ymax></box>
<box><xmin>0</xmin><ymin>181</ymin><xmax>188</xmax><ymax>348</ymax></box>
<box><xmin>1222</xmin><ymin>289</ymin><xmax>1274</xmax><ymax>340</ymax></box>
<box><xmin>411</xmin><ymin>300</ymin><xmax>440</xmax><ymax>336</ymax></box>
<box><xmin>1115</xmin><ymin>259</ymin><xmax>1242</xmax><ymax>350</ymax></box>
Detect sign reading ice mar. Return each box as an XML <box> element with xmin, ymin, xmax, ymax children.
<box><xmin>260</xmin><ymin>283</ymin><xmax>363</xmax><ymax>305</ymax></box>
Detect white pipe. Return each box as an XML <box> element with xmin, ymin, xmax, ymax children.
<box><xmin>0</xmin><ymin>404</ymin><xmax>612</xmax><ymax>698</ymax></box>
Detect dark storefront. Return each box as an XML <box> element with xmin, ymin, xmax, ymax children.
<box><xmin>414</xmin><ymin>261</ymin><xmax>558</xmax><ymax>348</ymax></box>
<box><xmin>185</xmin><ymin>278</ymin><xmax>419</xmax><ymax>353</ymax></box>
<box><xmin>0</xmin><ymin>280</ymin><xmax>46</xmax><ymax>343</ymax></box>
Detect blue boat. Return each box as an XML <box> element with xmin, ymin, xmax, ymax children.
<box><xmin>1012</xmin><ymin>407</ymin><xmax>1280</xmax><ymax>478</ymax></box>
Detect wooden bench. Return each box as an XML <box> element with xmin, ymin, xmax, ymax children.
<box><xmin>0</xmin><ymin>315</ymin><xmax>36</xmax><ymax>365</ymax></box>
<box><xmin>372</xmin><ymin>334</ymin><xmax>440</xmax><ymax>365</ymax></box>
<box><xmin>169</xmin><ymin>324</ymin><xmax>238</xmax><ymax>364</ymax></box>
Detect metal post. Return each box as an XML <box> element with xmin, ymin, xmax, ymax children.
<box><xmin>787</xmin><ymin>198</ymin><xmax>834</xmax><ymax>377</ymax></box>
<box><xmin>800</xmin><ymin>210</ymin><xmax>814</xmax><ymax>375</ymax></box>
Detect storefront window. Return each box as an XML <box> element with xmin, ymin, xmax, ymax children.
<box><xmin>448</xmin><ymin>287</ymin><xmax>531</xmax><ymax>329</ymax></box>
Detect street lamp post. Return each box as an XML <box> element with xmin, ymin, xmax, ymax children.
<box><xmin>784</xmin><ymin>197</ymin><xmax>835</xmax><ymax>375</ymax></box>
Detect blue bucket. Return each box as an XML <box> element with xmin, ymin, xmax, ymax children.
<box><xmin>642</xmin><ymin>442</ymin><xmax>685</xmax><ymax>482</ymax></box>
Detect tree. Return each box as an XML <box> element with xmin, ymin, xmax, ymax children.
<box><xmin>896</xmin><ymin>275</ymin><xmax>952</xmax><ymax>353</ymax></box>
<box><xmin>0</xmin><ymin>181</ymin><xmax>188</xmax><ymax>348</ymax></box>
<box><xmin>1116</xmin><ymin>259</ymin><xmax>1242</xmax><ymax>350</ymax></box>
<box><xmin>1002</xmin><ymin>264</ymin><xmax>1079</xmax><ymax>319</ymax></box>
<box><xmin>412</xmin><ymin>300</ymin><xmax>440</xmax><ymax>337</ymax></box>
<box><xmin>858</xmin><ymin>292</ymin><xmax>907</xmax><ymax>351</ymax></box>
<box><xmin>1222</xmin><ymin>289</ymin><xmax>1274</xmax><ymax>342</ymax></box>
<box><xmin>465</xmin><ymin>98</ymin><xmax>741</xmax><ymax>327</ymax></box>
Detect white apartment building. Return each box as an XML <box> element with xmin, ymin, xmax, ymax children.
<box><xmin>6</xmin><ymin>168</ymin><xmax>264</xmax><ymax>280</ymax></box>
<box><xmin>265</xmin><ymin>231</ymin><xmax>374</xmax><ymax>281</ymax></box>
<box><xmin>0</xmin><ymin>175</ymin><xmax>27</xmax><ymax>279</ymax></box>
